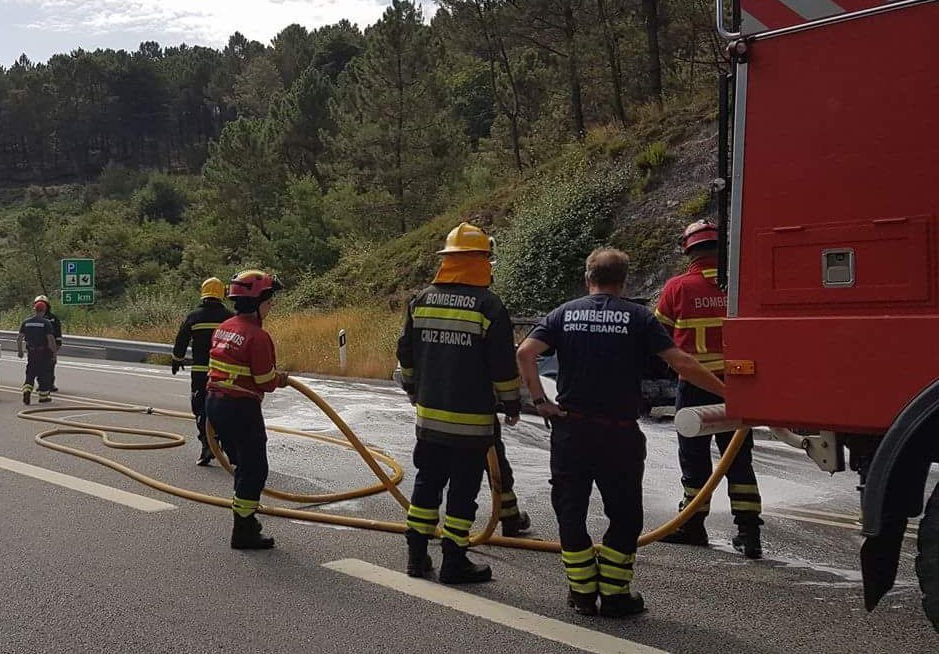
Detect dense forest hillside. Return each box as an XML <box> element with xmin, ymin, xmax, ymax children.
<box><xmin>0</xmin><ymin>0</ymin><xmax>727</xmax><ymax>327</ymax></box>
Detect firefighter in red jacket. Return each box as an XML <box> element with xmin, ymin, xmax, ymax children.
<box><xmin>205</xmin><ymin>270</ymin><xmax>289</xmax><ymax>550</ymax></box>
<box><xmin>397</xmin><ymin>222</ymin><xmax>521</xmax><ymax>584</ymax></box>
<box><xmin>654</xmin><ymin>220</ymin><xmax>763</xmax><ymax>558</ymax></box>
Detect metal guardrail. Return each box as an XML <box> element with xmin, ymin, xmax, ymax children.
<box><xmin>0</xmin><ymin>330</ymin><xmax>185</xmax><ymax>363</ymax></box>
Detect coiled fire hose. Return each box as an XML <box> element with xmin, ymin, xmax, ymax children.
<box><xmin>17</xmin><ymin>377</ymin><xmax>751</xmax><ymax>552</ymax></box>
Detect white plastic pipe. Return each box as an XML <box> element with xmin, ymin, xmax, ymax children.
<box><xmin>674</xmin><ymin>403</ymin><xmax>746</xmax><ymax>437</ymax></box>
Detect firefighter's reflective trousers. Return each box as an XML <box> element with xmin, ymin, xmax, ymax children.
<box><xmin>550</xmin><ymin>416</ymin><xmax>645</xmax><ymax>596</ymax></box>
<box><xmin>23</xmin><ymin>347</ymin><xmax>54</xmax><ymax>399</ymax></box>
<box><xmin>406</xmin><ymin>439</ymin><xmax>488</xmax><ymax>547</ymax></box>
<box><xmin>675</xmin><ymin>380</ymin><xmax>763</xmax><ymax>528</ymax></box>
<box><xmin>190</xmin><ymin>371</ymin><xmax>209</xmax><ymax>446</ymax></box>
<box><xmin>489</xmin><ymin>420</ymin><xmax>521</xmax><ymax>520</ymax></box>
<box><xmin>206</xmin><ymin>394</ymin><xmax>268</xmax><ymax>510</ymax></box>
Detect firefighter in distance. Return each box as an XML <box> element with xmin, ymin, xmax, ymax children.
<box><xmin>33</xmin><ymin>295</ymin><xmax>62</xmax><ymax>392</ymax></box>
<box><xmin>17</xmin><ymin>297</ymin><xmax>58</xmax><ymax>405</ymax></box>
<box><xmin>205</xmin><ymin>270</ymin><xmax>289</xmax><ymax>550</ymax></box>
<box><xmin>654</xmin><ymin>219</ymin><xmax>764</xmax><ymax>559</ymax></box>
<box><xmin>517</xmin><ymin>247</ymin><xmax>725</xmax><ymax>617</ymax></box>
<box><xmin>172</xmin><ymin>277</ymin><xmax>235</xmax><ymax>466</ymax></box>
<box><xmin>397</xmin><ymin>222</ymin><xmax>522</xmax><ymax>584</ymax></box>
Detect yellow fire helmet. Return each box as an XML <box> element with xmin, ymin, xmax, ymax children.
<box><xmin>200</xmin><ymin>277</ymin><xmax>226</xmax><ymax>300</ymax></box>
<box><xmin>437</xmin><ymin>222</ymin><xmax>492</xmax><ymax>255</ymax></box>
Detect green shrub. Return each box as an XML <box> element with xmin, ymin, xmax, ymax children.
<box><xmin>493</xmin><ymin>165</ymin><xmax>634</xmax><ymax>314</ymax></box>
<box><xmin>677</xmin><ymin>188</ymin><xmax>712</xmax><ymax>218</ymax></box>
<box><xmin>634</xmin><ymin>141</ymin><xmax>669</xmax><ymax>173</ymax></box>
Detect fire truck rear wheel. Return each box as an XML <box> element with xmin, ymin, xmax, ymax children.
<box><xmin>916</xmin><ymin>481</ymin><xmax>939</xmax><ymax>632</ymax></box>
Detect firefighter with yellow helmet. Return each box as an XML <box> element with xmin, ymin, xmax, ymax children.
<box><xmin>396</xmin><ymin>222</ymin><xmax>522</xmax><ymax>583</ymax></box>
<box><xmin>172</xmin><ymin>277</ymin><xmax>234</xmax><ymax>466</ymax></box>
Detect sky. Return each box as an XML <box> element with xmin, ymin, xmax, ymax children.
<box><xmin>0</xmin><ymin>0</ymin><xmax>438</xmax><ymax>68</ymax></box>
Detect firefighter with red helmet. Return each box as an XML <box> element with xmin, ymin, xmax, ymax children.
<box><xmin>17</xmin><ymin>297</ymin><xmax>58</xmax><ymax>405</ymax></box>
<box><xmin>654</xmin><ymin>219</ymin><xmax>764</xmax><ymax>558</ymax></box>
<box><xmin>205</xmin><ymin>270</ymin><xmax>289</xmax><ymax>549</ymax></box>
<box><xmin>172</xmin><ymin>278</ymin><xmax>234</xmax><ymax>466</ymax></box>
<box><xmin>397</xmin><ymin>222</ymin><xmax>522</xmax><ymax>584</ymax></box>
<box><xmin>33</xmin><ymin>295</ymin><xmax>62</xmax><ymax>392</ymax></box>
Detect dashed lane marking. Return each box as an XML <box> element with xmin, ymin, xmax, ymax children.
<box><xmin>0</xmin><ymin>455</ymin><xmax>176</xmax><ymax>513</ymax></box>
<box><xmin>323</xmin><ymin>558</ymin><xmax>670</xmax><ymax>654</ymax></box>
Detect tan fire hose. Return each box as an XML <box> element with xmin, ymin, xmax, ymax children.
<box><xmin>15</xmin><ymin>377</ymin><xmax>749</xmax><ymax>553</ymax></box>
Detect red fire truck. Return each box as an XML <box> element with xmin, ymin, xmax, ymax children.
<box><xmin>694</xmin><ymin>0</ymin><xmax>939</xmax><ymax>628</ymax></box>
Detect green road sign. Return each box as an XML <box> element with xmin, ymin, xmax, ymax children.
<box><xmin>61</xmin><ymin>258</ymin><xmax>95</xmax><ymax>290</ymax></box>
<box><xmin>61</xmin><ymin>289</ymin><xmax>95</xmax><ymax>305</ymax></box>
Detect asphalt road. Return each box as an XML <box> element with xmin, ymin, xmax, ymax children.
<box><xmin>1</xmin><ymin>355</ymin><xmax>937</xmax><ymax>654</ymax></box>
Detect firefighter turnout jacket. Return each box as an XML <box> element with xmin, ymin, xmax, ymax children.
<box><xmin>207</xmin><ymin>314</ymin><xmax>280</xmax><ymax>400</ymax></box>
<box><xmin>173</xmin><ymin>299</ymin><xmax>234</xmax><ymax>374</ymax></box>
<box><xmin>655</xmin><ymin>256</ymin><xmax>725</xmax><ymax>374</ymax></box>
<box><xmin>397</xmin><ymin>284</ymin><xmax>521</xmax><ymax>448</ymax></box>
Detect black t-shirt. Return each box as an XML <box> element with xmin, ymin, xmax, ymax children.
<box><xmin>19</xmin><ymin>315</ymin><xmax>54</xmax><ymax>349</ymax></box>
<box><xmin>528</xmin><ymin>294</ymin><xmax>674</xmax><ymax>419</ymax></box>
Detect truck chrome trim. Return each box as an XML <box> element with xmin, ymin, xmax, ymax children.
<box><xmin>715</xmin><ymin>0</ymin><xmax>741</xmax><ymax>39</ymax></box>
<box><xmin>727</xmin><ymin>63</ymin><xmax>748</xmax><ymax>318</ymax></box>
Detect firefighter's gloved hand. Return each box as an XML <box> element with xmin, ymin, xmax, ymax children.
<box><xmin>536</xmin><ymin>400</ymin><xmax>566</xmax><ymax>419</ymax></box>
<box><xmin>504</xmin><ymin>414</ymin><xmax>520</xmax><ymax>427</ymax></box>
<box><xmin>171</xmin><ymin>360</ymin><xmax>184</xmax><ymax>375</ymax></box>
<box><xmin>276</xmin><ymin>371</ymin><xmax>290</xmax><ymax>388</ymax></box>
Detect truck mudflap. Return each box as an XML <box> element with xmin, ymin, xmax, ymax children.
<box><xmin>861</xmin><ymin>379</ymin><xmax>939</xmax><ymax>611</ymax></box>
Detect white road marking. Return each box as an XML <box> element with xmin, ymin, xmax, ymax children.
<box><xmin>0</xmin><ymin>456</ymin><xmax>176</xmax><ymax>512</ymax></box>
<box><xmin>323</xmin><ymin>558</ymin><xmax>670</xmax><ymax>654</ymax></box>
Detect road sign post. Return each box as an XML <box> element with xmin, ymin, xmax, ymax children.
<box><xmin>60</xmin><ymin>258</ymin><xmax>96</xmax><ymax>306</ymax></box>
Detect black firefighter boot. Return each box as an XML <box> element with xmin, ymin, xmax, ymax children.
<box><xmin>501</xmin><ymin>510</ymin><xmax>531</xmax><ymax>538</ymax></box>
<box><xmin>732</xmin><ymin>524</ymin><xmax>762</xmax><ymax>559</ymax></box>
<box><xmin>660</xmin><ymin>512</ymin><xmax>709</xmax><ymax>546</ymax></box>
<box><xmin>231</xmin><ymin>512</ymin><xmax>275</xmax><ymax>550</ymax></box>
<box><xmin>439</xmin><ymin>538</ymin><xmax>492</xmax><ymax>584</ymax></box>
<box><xmin>196</xmin><ymin>442</ymin><xmax>214</xmax><ymax>467</ymax></box>
<box><xmin>599</xmin><ymin>591</ymin><xmax>646</xmax><ymax>618</ymax></box>
<box><xmin>405</xmin><ymin>530</ymin><xmax>433</xmax><ymax>578</ymax></box>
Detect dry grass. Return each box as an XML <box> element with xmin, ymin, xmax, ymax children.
<box><xmin>268</xmin><ymin>307</ymin><xmax>401</xmax><ymax>379</ymax></box>
<box><xmin>70</xmin><ymin>308</ymin><xmax>403</xmax><ymax>380</ymax></box>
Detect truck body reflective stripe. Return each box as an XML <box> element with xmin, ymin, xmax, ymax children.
<box><xmin>415</xmin><ymin>405</ymin><xmax>494</xmax><ymax>426</ymax></box>
<box><xmin>412</xmin><ymin>307</ymin><xmax>492</xmax><ymax>332</ymax></box>
<box><xmin>412</xmin><ymin>317</ymin><xmax>482</xmax><ymax>335</ymax></box>
<box><xmin>191</xmin><ymin>322</ymin><xmax>222</xmax><ymax>331</ymax></box>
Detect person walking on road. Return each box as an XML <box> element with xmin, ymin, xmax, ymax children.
<box><xmin>173</xmin><ymin>277</ymin><xmax>234</xmax><ymax>466</ymax></box>
<box><xmin>654</xmin><ymin>219</ymin><xmax>764</xmax><ymax>559</ymax></box>
<box><xmin>205</xmin><ymin>270</ymin><xmax>288</xmax><ymax>550</ymax></box>
<box><xmin>17</xmin><ymin>297</ymin><xmax>58</xmax><ymax>405</ymax></box>
<box><xmin>516</xmin><ymin>247</ymin><xmax>725</xmax><ymax>618</ymax></box>
<box><xmin>397</xmin><ymin>222</ymin><xmax>521</xmax><ymax>584</ymax></box>
<box><xmin>33</xmin><ymin>295</ymin><xmax>62</xmax><ymax>392</ymax></box>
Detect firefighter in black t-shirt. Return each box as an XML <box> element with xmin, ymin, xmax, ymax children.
<box><xmin>17</xmin><ymin>297</ymin><xmax>58</xmax><ymax>405</ymax></box>
<box><xmin>516</xmin><ymin>247</ymin><xmax>725</xmax><ymax>619</ymax></box>
<box><xmin>33</xmin><ymin>295</ymin><xmax>62</xmax><ymax>392</ymax></box>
